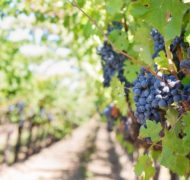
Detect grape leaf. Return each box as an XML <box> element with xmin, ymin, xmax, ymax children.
<box><xmin>128</xmin><ymin>89</ymin><xmax>136</xmax><ymax>111</ymax></box>
<box><xmin>145</xmin><ymin>0</ymin><xmax>189</xmax><ymax>41</ymax></box>
<box><xmin>181</xmin><ymin>76</ymin><xmax>190</xmax><ymax>85</ymax></box>
<box><xmin>155</xmin><ymin>51</ymin><xmax>177</xmax><ymax>72</ymax></box>
<box><xmin>183</xmin><ymin>112</ymin><xmax>190</xmax><ymax>133</ymax></box>
<box><xmin>150</xmin><ymin>150</ymin><xmax>161</xmax><ymax>161</ymax></box>
<box><xmin>159</xmin><ymin>146</ymin><xmax>175</xmax><ymax>169</ymax></box>
<box><xmin>139</xmin><ymin>120</ymin><xmax>162</xmax><ymax>143</ymax></box>
<box><xmin>129</xmin><ymin>2</ymin><xmax>149</xmax><ymax>18</ymax></box>
<box><xmin>135</xmin><ymin>154</ymin><xmax>155</xmax><ymax>180</ymax></box>
<box><xmin>77</xmin><ymin>0</ymin><xmax>85</xmax><ymax>7</ymax></box>
<box><xmin>162</xmin><ymin>128</ymin><xmax>190</xmax><ymax>158</ymax></box>
<box><xmin>83</xmin><ymin>22</ymin><xmax>93</xmax><ymax>38</ymax></box>
<box><xmin>159</xmin><ymin>113</ymin><xmax>190</xmax><ymax>174</ymax></box>
<box><xmin>160</xmin><ymin>146</ymin><xmax>190</xmax><ymax>175</ymax></box>
<box><xmin>154</xmin><ymin>52</ymin><xmax>169</xmax><ymax>70</ymax></box>
<box><xmin>183</xmin><ymin>138</ymin><xmax>190</xmax><ymax>155</ymax></box>
<box><xmin>162</xmin><ymin>131</ymin><xmax>185</xmax><ymax>155</ymax></box>
<box><xmin>110</xmin><ymin>76</ymin><xmax>127</xmax><ymax>114</ymax></box>
<box><xmin>106</xmin><ymin>0</ymin><xmax>123</xmax><ymax>15</ymax></box>
<box><xmin>123</xmin><ymin>61</ymin><xmax>139</xmax><ymax>83</ymax></box>
<box><xmin>129</xmin><ymin>0</ymin><xmax>189</xmax><ymax>41</ymax></box>
<box><xmin>165</xmin><ymin>108</ymin><xmax>178</xmax><ymax>127</ymax></box>
<box><xmin>108</xmin><ymin>30</ymin><xmax>129</xmax><ymax>51</ymax></box>
<box><xmin>133</xmin><ymin>26</ymin><xmax>153</xmax><ymax>65</ymax></box>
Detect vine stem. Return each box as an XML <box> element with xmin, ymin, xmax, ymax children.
<box><xmin>68</xmin><ymin>0</ymin><xmax>170</xmax><ymax>83</ymax></box>
<box><xmin>68</xmin><ymin>0</ymin><xmax>104</xmax><ymax>36</ymax></box>
<box><xmin>138</xmin><ymin>138</ymin><xmax>163</xmax><ymax>148</ymax></box>
<box><xmin>67</xmin><ymin>0</ymin><xmax>144</xmax><ymax>65</ymax></box>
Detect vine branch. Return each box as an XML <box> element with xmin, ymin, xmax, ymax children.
<box><xmin>68</xmin><ymin>0</ymin><xmax>170</xmax><ymax>83</ymax></box>
<box><xmin>68</xmin><ymin>0</ymin><xmax>104</xmax><ymax>36</ymax></box>
<box><xmin>67</xmin><ymin>0</ymin><xmax>142</xmax><ymax>64</ymax></box>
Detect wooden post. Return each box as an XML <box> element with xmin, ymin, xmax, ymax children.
<box><xmin>14</xmin><ymin>120</ymin><xmax>24</xmax><ymax>163</ymax></box>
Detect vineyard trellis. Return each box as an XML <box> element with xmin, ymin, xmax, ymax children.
<box><xmin>0</xmin><ymin>0</ymin><xmax>190</xmax><ymax>179</ymax></box>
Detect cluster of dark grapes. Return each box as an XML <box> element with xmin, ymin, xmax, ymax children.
<box><xmin>133</xmin><ymin>68</ymin><xmax>183</xmax><ymax>124</ymax></box>
<box><xmin>132</xmin><ymin>28</ymin><xmax>190</xmax><ymax>124</ymax></box>
<box><xmin>170</xmin><ymin>35</ymin><xmax>186</xmax><ymax>53</ymax></box>
<box><xmin>182</xmin><ymin>85</ymin><xmax>190</xmax><ymax>103</ymax></box>
<box><xmin>170</xmin><ymin>33</ymin><xmax>188</xmax><ymax>76</ymax></box>
<box><xmin>103</xmin><ymin>104</ymin><xmax>115</xmax><ymax>132</ymax></box>
<box><xmin>180</xmin><ymin>47</ymin><xmax>190</xmax><ymax>74</ymax></box>
<box><xmin>97</xmin><ymin>42</ymin><xmax>127</xmax><ymax>86</ymax></box>
<box><xmin>103</xmin><ymin>104</ymin><xmax>128</xmax><ymax>132</ymax></box>
<box><xmin>8</xmin><ymin>101</ymin><xmax>25</xmax><ymax>113</ymax></box>
<box><xmin>151</xmin><ymin>29</ymin><xmax>165</xmax><ymax>59</ymax></box>
<box><xmin>97</xmin><ymin>22</ymin><xmax>130</xmax><ymax>94</ymax></box>
<box><xmin>107</xmin><ymin>21</ymin><xmax>123</xmax><ymax>35</ymax></box>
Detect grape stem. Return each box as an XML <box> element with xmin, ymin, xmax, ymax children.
<box><xmin>165</xmin><ymin>43</ymin><xmax>179</xmax><ymax>79</ymax></box>
<box><xmin>68</xmin><ymin>0</ymin><xmax>105</xmax><ymax>36</ymax></box>
<box><xmin>176</xmin><ymin>46</ymin><xmax>183</xmax><ymax>61</ymax></box>
<box><xmin>68</xmin><ymin>0</ymin><xmax>144</xmax><ymax>65</ymax></box>
<box><xmin>69</xmin><ymin>0</ymin><xmax>173</xmax><ymax>85</ymax></box>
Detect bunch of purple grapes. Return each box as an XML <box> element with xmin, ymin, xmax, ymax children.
<box><xmin>97</xmin><ymin>42</ymin><xmax>127</xmax><ymax>86</ymax></box>
<box><xmin>103</xmin><ymin>104</ymin><xmax>115</xmax><ymax>132</ymax></box>
<box><xmin>97</xmin><ymin>22</ymin><xmax>130</xmax><ymax>94</ymax></box>
<box><xmin>151</xmin><ymin>29</ymin><xmax>165</xmax><ymax>59</ymax></box>
<box><xmin>180</xmin><ymin>47</ymin><xmax>190</xmax><ymax>74</ymax></box>
<box><xmin>133</xmin><ymin>68</ymin><xmax>183</xmax><ymax>124</ymax></box>
<box><xmin>107</xmin><ymin>21</ymin><xmax>123</xmax><ymax>35</ymax></box>
<box><xmin>182</xmin><ymin>85</ymin><xmax>190</xmax><ymax>103</ymax></box>
<box><xmin>170</xmin><ymin>36</ymin><xmax>186</xmax><ymax>53</ymax></box>
<box><xmin>170</xmin><ymin>33</ymin><xmax>189</xmax><ymax>77</ymax></box>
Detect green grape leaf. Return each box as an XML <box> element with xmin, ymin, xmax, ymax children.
<box><xmin>77</xmin><ymin>0</ymin><xmax>85</xmax><ymax>7</ymax></box>
<box><xmin>129</xmin><ymin>2</ymin><xmax>149</xmax><ymax>18</ymax></box>
<box><xmin>183</xmin><ymin>138</ymin><xmax>190</xmax><ymax>154</ymax></box>
<box><xmin>123</xmin><ymin>61</ymin><xmax>139</xmax><ymax>83</ymax></box>
<box><xmin>159</xmin><ymin>113</ymin><xmax>190</xmax><ymax>174</ymax></box>
<box><xmin>174</xmin><ymin>155</ymin><xmax>190</xmax><ymax>175</ymax></box>
<box><xmin>159</xmin><ymin>146</ymin><xmax>175</xmax><ymax>168</ymax></box>
<box><xmin>162</xmin><ymin>129</ymin><xmax>190</xmax><ymax>157</ymax></box>
<box><xmin>135</xmin><ymin>154</ymin><xmax>155</xmax><ymax>180</ymax></box>
<box><xmin>106</xmin><ymin>0</ymin><xmax>123</xmax><ymax>15</ymax></box>
<box><xmin>165</xmin><ymin>108</ymin><xmax>178</xmax><ymax>127</ymax></box>
<box><xmin>160</xmin><ymin>146</ymin><xmax>190</xmax><ymax>175</ymax></box>
<box><xmin>150</xmin><ymin>150</ymin><xmax>161</xmax><ymax>161</ymax></box>
<box><xmin>181</xmin><ymin>76</ymin><xmax>190</xmax><ymax>85</ymax></box>
<box><xmin>146</xmin><ymin>0</ymin><xmax>188</xmax><ymax>41</ymax></box>
<box><xmin>154</xmin><ymin>51</ymin><xmax>177</xmax><ymax>72</ymax></box>
<box><xmin>185</xmin><ymin>14</ymin><xmax>190</xmax><ymax>45</ymax></box>
<box><xmin>162</xmin><ymin>131</ymin><xmax>184</xmax><ymax>155</ymax></box>
<box><xmin>139</xmin><ymin>120</ymin><xmax>162</xmax><ymax>143</ymax></box>
<box><xmin>110</xmin><ymin>76</ymin><xmax>127</xmax><ymax>114</ymax></box>
<box><xmin>128</xmin><ymin>89</ymin><xmax>136</xmax><ymax>111</ymax></box>
<box><xmin>109</xmin><ymin>30</ymin><xmax>129</xmax><ymax>51</ymax></box>
<box><xmin>154</xmin><ymin>52</ymin><xmax>169</xmax><ymax>69</ymax></box>
<box><xmin>133</xmin><ymin>26</ymin><xmax>153</xmax><ymax>65</ymax></box>
<box><xmin>83</xmin><ymin>22</ymin><xmax>93</xmax><ymax>38</ymax></box>
<box><xmin>129</xmin><ymin>0</ymin><xmax>189</xmax><ymax>41</ymax></box>
<box><xmin>183</xmin><ymin>112</ymin><xmax>190</xmax><ymax>137</ymax></box>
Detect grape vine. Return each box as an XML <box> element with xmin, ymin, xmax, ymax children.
<box><xmin>95</xmin><ymin>1</ymin><xmax>190</xmax><ymax>177</ymax></box>
<box><xmin>4</xmin><ymin>0</ymin><xmax>189</xmax><ymax>179</ymax></box>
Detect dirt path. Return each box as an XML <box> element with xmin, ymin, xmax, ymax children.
<box><xmin>86</xmin><ymin>124</ymin><xmax>135</xmax><ymax>180</ymax></box>
<box><xmin>0</xmin><ymin>118</ymin><xmax>135</xmax><ymax>180</ymax></box>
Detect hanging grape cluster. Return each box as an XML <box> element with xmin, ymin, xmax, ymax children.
<box><xmin>151</xmin><ymin>29</ymin><xmax>165</xmax><ymax>59</ymax></box>
<box><xmin>133</xmin><ymin>29</ymin><xmax>190</xmax><ymax>124</ymax></box>
<box><xmin>97</xmin><ymin>22</ymin><xmax>130</xmax><ymax>94</ymax></box>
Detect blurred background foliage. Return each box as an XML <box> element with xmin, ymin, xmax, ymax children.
<box><xmin>0</xmin><ymin>0</ymin><xmax>105</xmax><ymax>154</ymax></box>
<box><xmin>0</xmin><ymin>0</ymin><xmax>106</xmax><ymax>165</ymax></box>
